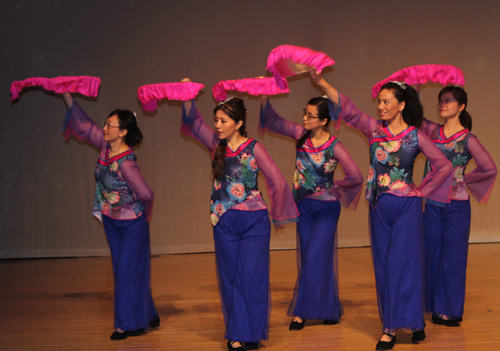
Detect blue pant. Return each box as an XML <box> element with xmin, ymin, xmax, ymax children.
<box><xmin>424</xmin><ymin>200</ymin><xmax>471</xmax><ymax>319</ymax></box>
<box><xmin>369</xmin><ymin>194</ymin><xmax>425</xmax><ymax>331</ymax></box>
<box><xmin>288</xmin><ymin>198</ymin><xmax>343</xmax><ymax>320</ymax></box>
<box><xmin>213</xmin><ymin>209</ymin><xmax>271</xmax><ymax>343</ymax></box>
<box><xmin>103</xmin><ymin>215</ymin><xmax>158</xmax><ymax>331</ymax></box>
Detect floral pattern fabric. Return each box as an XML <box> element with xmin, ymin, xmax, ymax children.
<box><xmin>210</xmin><ymin>139</ymin><xmax>267</xmax><ymax>226</ymax></box>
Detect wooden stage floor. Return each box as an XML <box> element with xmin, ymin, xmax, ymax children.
<box><xmin>1</xmin><ymin>244</ymin><xmax>499</xmax><ymax>350</ymax></box>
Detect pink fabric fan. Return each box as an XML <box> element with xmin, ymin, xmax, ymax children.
<box><xmin>212</xmin><ymin>77</ymin><xmax>290</xmax><ymax>102</ymax></box>
<box><xmin>137</xmin><ymin>82</ymin><xmax>205</xmax><ymax>111</ymax></box>
<box><xmin>266</xmin><ymin>45</ymin><xmax>335</xmax><ymax>90</ymax></box>
<box><xmin>371</xmin><ymin>64</ymin><xmax>466</xmax><ymax>98</ymax></box>
<box><xmin>10</xmin><ymin>76</ymin><xmax>101</xmax><ymax>101</ymax></box>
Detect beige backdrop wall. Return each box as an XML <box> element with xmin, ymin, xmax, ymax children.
<box><xmin>1</xmin><ymin>0</ymin><xmax>499</xmax><ymax>258</ymax></box>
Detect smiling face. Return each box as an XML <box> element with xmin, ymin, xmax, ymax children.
<box><xmin>214</xmin><ymin>110</ymin><xmax>242</xmax><ymax>141</ymax></box>
<box><xmin>103</xmin><ymin>115</ymin><xmax>126</xmax><ymax>143</ymax></box>
<box><xmin>302</xmin><ymin>104</ymin><xmax>327</xmax><ymax>131</ymax></box>
<box><xmin>377</xmin><ymin>89</ymin><xmax>405</xmax><ymax>123</ymax></box>
<box><xmin>438</xmin><ymin>91</ymin><xmax>465</xmax><ymax>119</ymax></box>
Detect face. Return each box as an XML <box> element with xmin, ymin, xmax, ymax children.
<box><xmin>214</xmin><ymin>109</ymin><xmax>242</xmax><ymax>141</ymax></box>
<box><xmin>438</xmin><ymin>92</ymin><xmax>465</xmax><ymax>119</ymax></box>
<box><xmin>103</xmin><ymin>115</ymin><xmax>126</xmax><ymax>143</ymax></box>
<box><xmin>377</xmin><ymin>89</ymin><xmax>405</xmax><ymax>122</ymax></box>
<box><xmin>302</xmin><ymin>105</ymin><xmax>327</xmax><ymax>131</ymax></box>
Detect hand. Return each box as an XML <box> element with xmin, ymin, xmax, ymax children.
<box><xmin>274</xmin><ymin>224</ymin><xmax>286</xmax><ymax>231</ymax></box>
<box><xmin>309</xmin><ymin>67</ymin><xmax>323</xmax><ymax>85</ymax></box>
<box><xmin>181</xmin><ymin>78</ymin><xmax>192</xmax><ymax>83</ymax></box>
<box><xmin>62</xmin><ymin>92</ymin><xmax>73</xmax><ymax>109</ymax></box>
<box><xmin>260</xmin><ymin>94</ymin><xmax>269</xmax><ymax>107</ymax></box>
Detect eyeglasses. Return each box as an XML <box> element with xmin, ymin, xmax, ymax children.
<box><xmin>103</xmin><ymin>122</ymin><xmax>121</xmax><ymax>129</ymax></box>
<box><xmin>303</xmin><ymin>108</ymin><xmax>320</xmax><ymax>120</ymax></box>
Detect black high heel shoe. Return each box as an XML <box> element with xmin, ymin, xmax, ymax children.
<box><xmin>245</xmin><ymin>341</ymin><xmax>259</xmax><ymax>350</ymax></box>
<box><xmin>289</xmin><ymin>318</ymin><xmax>306</xmax><ymax>330</ymax></box>
<box><xmin>432</xmin><ymin>314</ymin><xmax>460</xmax><ymax>327</ymax></box>
<box><xmin>227</xmin><ymin>340</ymin><xmax>245</xmax><ymax>351</ymax></box>
<box><xmin>375</xmin><ymin>333</ymin><xmax>396</xmax><ymax>351</ymax></box>
<box><xmin>411</xmin><ymin>329</ymin><xmax>425</xmax><ymax>343</ymax></box>
<box><xmin>110</xmin><ymin>330</ymin><xmax>129</xmax><ymax>340</ymax></box>
<box><xmin>150</xmin><ymin>316</ymin><xmax>160</xmax><ymax>328</ymax></box>
<box><xmin>323</xmin><ymin>319</ymin><xmax>338</xmax><ymax>325</ymax></box>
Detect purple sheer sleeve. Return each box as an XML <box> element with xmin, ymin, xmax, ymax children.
<box><xmin>181</xmin><ymin>100</ymin><xmax>219</xmax><ymax>153</ymax></box>
<box><xmin>259</xmin><ymin>100</ymin><xmax>305</xmax><ymax>141</ymax></box>
<box><xmin>254</xmin><ymin>142</ymin><xmax>299</xmax><ymax>225</ymax></box>
<box><xmin>417</xmin><ymin>130</ymin><xmax>453</xmax><ymax>203</ymax></box>
<box><xmin>465</xmin><ymin>135</ymin><xmax>497</xmax><ymax>203</ymax></box>
<box><xmin>62</xmin><ymin>101</ymin><xmax>105</xmax><ymax>149</ymax></box>
<box><xmin>338</xmin><ymin>93</ymin><xmax>379</xmax><ymax>139</ymax></box>
<box><xmin>331</xmin><ymin>142</ymin><xmax>364</xmax><ymax>210</ymax></box>
<box><xmin>120</xmin><ymin>160</ymin><xmax>154</xmax><ymax>222</ymax></box>
<box><xmin>419</xmin><ymin>117</ymin><xmax>440</xmax><ymax>137</ymax></box>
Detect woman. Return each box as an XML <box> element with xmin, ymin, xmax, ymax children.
<box><xmin>419</xmin><ymin>85</ymin><xmax>497</xmax><ymax>326</ymax></box>
<box><xmin>180</xmin><ymin>82</ymin><xmax>299</xmax><ymax>351</ymax></box>
<box><xmin>259</xmin><ymin>93</ymin><xmax>363</xmax><ymax>330</ymax></box>
<box><xmin>61</xmin><ymin>92</ymin><xmax>159</xmax><ymax>340</ymax></box>
<box><xmin>310</xmin><ymin>70</ymin><xmax>453</xmax><ymax>350</ymax></box>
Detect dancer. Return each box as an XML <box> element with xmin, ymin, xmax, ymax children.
<box><xmin>419</xmin><ymin>85</ymin><xmax>497</xmax><ymax>326</ymax></box>
<box><xmin>309</xmin><ymin>69</ymin><xmax>453</xmax><ymax>350</ymax></box>
<box><xmin>61</xmin><ymin>92</ymin><xmax>159</xmax><ymax>340</ymax></box>
<box><xmin>259</xmin><ymin>93</ymin><xmax>363</xmax><ymax>330</ymax></box>
<box><xmin>180</xmin><ymin>80</ymin><xmax>299</xmax><ymax>351</ymax></box>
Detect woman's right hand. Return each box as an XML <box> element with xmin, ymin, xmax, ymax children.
<box><xmin>181</xmin><ymin>78</ymin><xmax>192</xmax><ymax>83</ymax></box>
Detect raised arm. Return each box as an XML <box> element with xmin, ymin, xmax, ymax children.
<box><xmin>120</xmin><ymin>160</ymin><xmax>154</xmax><ymax>222</ymax></box>
<box><xmin>259</xmin><ymin>95</ymin><xmax>305</xmax><ymax>141</ymax></box>
<box><xmin>181</xmin><ymin>99</ymin><xmax>219</xmax><ymax>153</ymax></box>
<box><xmin>465</xmin><ymin>135</ymin><xmax>497</xmax><ymax>203</ymax></box>
<box><xmin>419</xmin><ymin>117</ymin><xmax>440</xmax><ymax>137</ymax></box>
<box><xmin>310</xmin><ymin>68</ymin><xmax>378</xmax><ymax>138</ymax></box>
<box><xmin>417</xmin><ymin>130</ymin><xmax>453</xmax><ymax>203</ymax></box>
<box><xmin>331</xmin><ymin>142</ymin><xmax>364</xmax><ymax>210</ymax></box>
<box><xmin>61</xmin><ymin>92</ymin><xmax>105</xmax><ymax>149</ymax></box>
<box><xmin>254</xmin><ymin>142</ymin><xmax>299</xmax><ymax>226</ymax></box>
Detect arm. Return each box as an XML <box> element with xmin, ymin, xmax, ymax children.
<box><xmin>419</xmin><ymin>117</ymin><xmax>440</xmax><ymax>137</ymax></box>
<box><xmin>121</xmin><ymin>160</ymin><xmax>154</xmax><ymax>222</ymax></box>
<box><xmin>465</xmin><ymin>135</ymin><xmax>497</xmax><ymax>203</ymax></box>
<box><xmin>331</xmin><ymin>142</ymin><xmax>364</xmax><ymax>210</ymax></box>
<box><xmin>259</xmin><ymin>95</ymin><xmax>305</xmax><ymax>141</ymax></box>
<box><xmin>310</xmin><ymin>68</ymin><xmax>378</xmax><ymax>138</ymax></box>
<box><xmin>254</xmin><ymin>142</ymin><xmax>299</xmax><ymax>225</ymax></box>
<box><xmin>417</xmin><ymin>130</ymin><xmax>453</xmax><ymax>203</ymax></box>
<box><xmin>61</xmin><ymin>92</ymin><xmax>105</xmax><ymax>149</ymax></box>
<box><xmin>181</xmin><ymin>99</ymin><xmax>219</xmax><ymax>153</ymax></box>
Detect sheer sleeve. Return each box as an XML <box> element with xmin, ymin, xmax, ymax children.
<box><xmin>121</xmin><ymin>160</ymin><xmax>154</xmax><ymax>222</ymax></box>
<box><xmin>465</xmin><ymin>135</ymin><xmax>497</xmax><ymax>203</ymax></box>
<box><xmin>337</xmin><ymin>93</ymin><xmax>379</xmax><ymax>139</ymax></box>
<box><xmin>259</xmin><ymin>100</ymin><xmax>305</xmax><ymax>141</ymax></box>
<box><xmin>419</xmin><ymin>117</ymin><xmax>440</xmax><ymax>137</ymax></box>
<box><xmin>331</xmin><ymin>142</ymin><xmax>364</xmax><ymax>210</ymax></box>
<box><xmin>417</xmin><ymin>130</ymin><xmax>453</xmax><ymax>203</ymax></box>
<box><xmin>181</xmin><ymin>99</ymin><xmax>219</xmax><ymax>153</ymax></box>
<box><xmin>254</xmin><ymin>142</ymin><xmax>299</xmax><ymax>225</ymax></box>
<box><xmin>62</xmin><ymin>101</ymin><xmax>105</xmax><ymax>149</ymax></box>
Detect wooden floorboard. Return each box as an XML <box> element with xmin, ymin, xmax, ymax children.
<box><xmin>1</xmin><ymin>243</ymin><xmax>499</xmax><ymax>350</ymax></box>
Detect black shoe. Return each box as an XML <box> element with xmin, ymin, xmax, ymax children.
<box><xmin>227</xmin><ymin>340</ymin><xmax>245</xmax><ymax>351</ymax></box>
<box><xmin>411</xmin><ymin>329</ymin><xmax>425</xmax><ymax>343</ymax></box>
<box><xmin>129</xmin><ymin>329</ymin><xmax>146</xmax><ymax>336</ymax></box>
<box><xmin>150</xmin><ymin>316</ymin><xmax>160</xmax><ymax>328</ymax></box>
<box><xmin>323</xmin><ymin>319</ymin><xmax>339</xmax><ymax>325</ymax></box>
<box><xmin>375</xmin><ymin>333</ymin><xmax>396</xmax><ymax>350</ymax></box>
<box><xmin>110</xmin><ymin>330</ymin><xmax>129</xmax><ymax>340</ymax></box>
<box><xmin>289</xmin><ymin>318</ymin><xmax>306</xmax><ymax>330</ymax></box>
<box><xmin>245</xmin><ymin>341</ymin><xmax>259</xmax><ymax>350</ymax></box>
<box><xmin>432</xmin><ymin>314</ymin><xmax>460</xmax><ymax>327</ymax></box>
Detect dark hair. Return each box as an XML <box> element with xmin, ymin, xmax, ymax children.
<box><xmin>296</xmin><ymin>97</ymin><xmax>330</xmax><ymax>148</ymax></box>
<box><xmin>211</xmin><ymin>97</ymin><xmax>248</xmax><ymax>180</ymax></box>
<box><xmin>438</xmin><ymin>85</ymin><xmax>472</xmax><ymax>131</ymax></box>
<box><xmin>108</xmin><ymin>109</ymin><xmax>143</xmax><ymax>147</ymax></box>
<box><xmin>379</xmin><ymin>82</ymin><xmax>423</xmax><ymax>128</ymax></box>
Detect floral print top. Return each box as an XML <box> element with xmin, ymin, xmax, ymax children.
<box><xmin>62</xmin><ymin>101</ymin><xmax>154</xmax><ymax>222</ymax></box>
<box><xmin>181</xmin><ymin>100</ymin><xmax>299</xmax><ymax>226</ymax></box>
<box><xmin>335</xmin><ymin>93</ymin><xmax>453</xmax><ymax>208</ymax></box>
<box><xmin>259</xmin><ymin>101</ymin><xmax>363</xmax><ymax>209</ymax></box>
<box><xmin>421</xmin><ymin>119</ymin><xmax>497</xmax><ymax>203</ymax></box>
